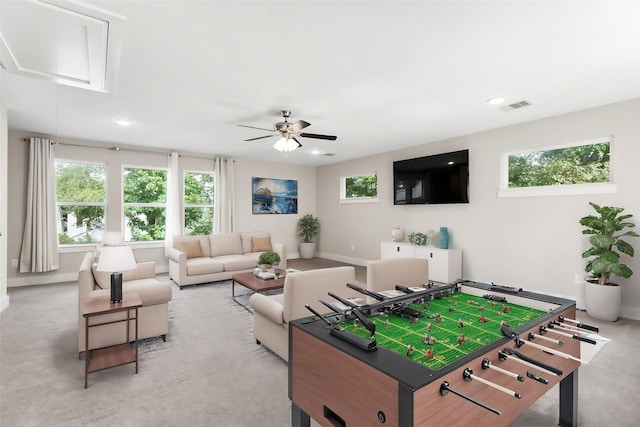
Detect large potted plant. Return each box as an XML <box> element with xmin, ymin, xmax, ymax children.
<box><xmin>579</xmin><ymin>202</ymin><xmax>638</xmax><ymax>321</ymax></box>
<box><xmin>297</xmin><ymin>214</ymin><xmax>320</xmax><ymax>259</ymax></box>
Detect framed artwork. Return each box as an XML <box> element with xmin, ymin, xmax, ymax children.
<box><xmin>252</xmin><ymin>177</ymin><xmax>298</xmax><ymax>214</ymax></box>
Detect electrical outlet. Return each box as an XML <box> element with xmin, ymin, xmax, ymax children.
<box><xmin>11</xmin><ymin>259</ymin><xmax>18</xmax><ymax>268</ymax></box>
<box><xmin>350</xmin><ymin>245</ymin><xmax>355</xmax><ymax>252</ymax></box>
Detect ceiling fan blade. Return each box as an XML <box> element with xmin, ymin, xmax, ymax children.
<box><xmin>289</xmin><ymin>120</ymin><xmax>311</xmax><ymax>133</ymax></box>
<box><xmin>238</xmin><ymin>124</ymin><xmax>274</xmax><ymax>132</ymax></box>
<box><xmin>244</xmin><ymin>135</ymin><xmax>274</xmax><ymax>141</ymax></box>
<box><xmin>292</xmin><ymin>137</ymin><xmax>303</xmax><ymax>148</ymax></box>
<box><xmin>299</xmin><ymin>133</ymin><xmax>337</xmax><ymax>141</ymax></box>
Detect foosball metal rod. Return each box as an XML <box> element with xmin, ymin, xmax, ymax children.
<box><xmin>440</xmin><ymin>381</ymin><xmax>501</xmax><ymax>415</ymax></box>
<box><xmin>558</xmin><ymin>315</ymin><xmax>599</xmax><ymax>332</ymax></box>
<box><xmin>498</xmin><ymin>350</ymin><xmax>558</xmax><ymax>378</ymax></box>
<box><xmin>541</xmin><ymin>325</ymin><xmax>597</xmax><ymax>345</ymax></box>
<box><xmin>549</xmin><ymin>321</ymin><xmax>587</xmax><ymax>334</ymax></box>
<box><xmin>463</xmin><ymin>368</ymin><xmax>522</xmax><ymax>399</ymax></box>
<box><xmin>481</xmin><ymin>358</ymin><xmax>524</xmax><ymax>382</ymax></box>
<box><xmin>515</xmin><ymin>336</ymin><xmax>587</xmax><ymax>364</ymax></box>
<box><xmin>528</xmin><ymin>331</ymin><xmax>562</xmax><ymax>345</ymax></box>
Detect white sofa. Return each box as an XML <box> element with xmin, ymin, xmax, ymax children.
<box><xmin>77</xmin><ymin>251</ymin><xmax>173</xmax><ymax>355</ymax></box>
<box><xmin>250</xmin><ymin>266</ymin><xmax>361</xmax><ymax>361</ymax></box>
<box><xmin>166</xmin><ymin>231</ymin><xmax>286</xmax><ymax>289</ymax></box>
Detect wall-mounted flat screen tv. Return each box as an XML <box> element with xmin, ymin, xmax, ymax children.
<box><xmin>393</xmin><ymin>149</ymin><xmax>469</xmax><ymax>205</ymax></box>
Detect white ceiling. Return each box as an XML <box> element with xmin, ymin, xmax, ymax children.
<box><xmin>1</xmin><ymin>1</ymin><xmax>639</xmax><ymax>166</ymax></box>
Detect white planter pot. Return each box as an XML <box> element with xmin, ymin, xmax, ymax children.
<box><xmin>299</xmin><ymin>242</ymin><xmax>316</xmax><ymax>259</ymax></box>
<box><xmin>584</xmin><ymin>280</ymin><xmax>621</xmax><ymax>321</ymax></box>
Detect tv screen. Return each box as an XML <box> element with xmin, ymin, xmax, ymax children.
<box><xmin>393</xmin><ymin>150</ymin><xmax>469</xmax><ymax>205</ymax></box>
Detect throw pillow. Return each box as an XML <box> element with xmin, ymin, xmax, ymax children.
<box><xmin>252</xmin><ymin>236</ymin><xmax>272</xmax><ymax>252</ymax></box>
<box><xmin>175</xmin><ymin>239</ymin><xmax>203</xmax><ymax>259</ymax></box>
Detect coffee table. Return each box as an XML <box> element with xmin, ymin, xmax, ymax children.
<box><xmin>232</xmin><ymin>270</ymin><xmax>286</xmax><ymax>312</ymax></box>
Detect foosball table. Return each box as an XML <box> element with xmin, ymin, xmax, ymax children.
<box><xmin>288</xmin><ymin>280</ymin><xmax>597</xmax><ymax>427</ymax></box>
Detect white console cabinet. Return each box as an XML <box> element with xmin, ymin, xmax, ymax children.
<box><xmin>380</xmin><ymin>242</ymin><xmax>462</xmax><ymax>284</ymax></box>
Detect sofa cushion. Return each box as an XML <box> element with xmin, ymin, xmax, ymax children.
<box><xmin>241</xmin><ymin>231</ymin><xmax>270</xmax><ymax>254</ymax></box>
<box><xmin>209</xmin><ymin>232</ymin><xmax>243</xmax><ymax>257</ymax></box>
<box><xmin>214</xmin><ymin>255</ymin><xmax>257</xmax><ymax>271</ymax></box>
<box><xmin>186</xmin><ymin>258</ymin><xmax>225</xmax><ymax>275</ymax></box>
<box><xmin>175</xmin><ymin>239</ymin><xmax>203</xmax><ymax>259</ymax></box>
<box><xmin>173</xmin><ymin>235</ymin><xmax>211</xmax><ymax>258</ymax></box>
<box><xmin>251</xmin><ymin>236</ymin><xmax>272</xmax><ymax>252</ymax></box>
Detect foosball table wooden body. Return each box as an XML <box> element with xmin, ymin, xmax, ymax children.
<box><xmin>288</xmin><ymin>282</ymin><xmax>580</xmax><ymax>427</ymax></box>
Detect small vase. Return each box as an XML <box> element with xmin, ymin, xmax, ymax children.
<box><xmin>391</xmin><ymin>227</ymin><xmax>404</xmax><ymax>242</ymax></box>
<box><xmin>439</xmin><ymin>227</ymin><xmax>449</xmax><ymax>249</ymax></box>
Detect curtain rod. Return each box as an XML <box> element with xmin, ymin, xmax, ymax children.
<box><xmin>21</xmin><ymin>137</ymin><xmax>233</xmax><ymax>160</ymax></box>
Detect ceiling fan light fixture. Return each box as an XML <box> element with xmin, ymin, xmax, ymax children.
<box><xmin>273</xmin><ymin>136</ymin><xmax>299</xmax><ymax>152</ymax></box>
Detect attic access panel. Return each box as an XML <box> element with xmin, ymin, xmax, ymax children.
<box><xmin>0</xmin><ymin>0</ymin><xmax>125</xmax><ymax>92</ymax></box>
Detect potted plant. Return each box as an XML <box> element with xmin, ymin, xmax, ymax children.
<box><xmin>579</xmin><ymin>202</ymin><xmax>638</xmax><ymax>321</ymax></box>
<box><xmin>297</xmin><ymin>214</ymin><xmax>320</xmax><ymax>259</ymax></box>
<box><xmin>258</xmin><ymin>251</ymin><xmax>281</xmax><ymax>271</ymax></box>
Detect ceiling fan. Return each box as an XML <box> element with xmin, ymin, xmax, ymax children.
<box><xmin>238</xmin><ymin>110</ymin><xmax>337</xmax><ymax>152</ymax></box>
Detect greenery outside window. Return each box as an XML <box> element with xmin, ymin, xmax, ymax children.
<box><xmin>340</xmin><ymin>173</ymin><xmax>378</xmax><ymax>204</ymax></box>
<box><xmin>124</xmin><ymin>167</ymin><xmax>167</xmax><ymax>242</ymax></box>
<box><xmin>56</xmin><ymin>161</ymin><xmax>106</xmax><ymax>245</ymax></box>
<box><xmin>499</xmin><ymin>137</ymin><xmax>616</xmax><ymax>198</ymax></box>
<box><xmin>184</xmin><ymin>171</ymin><xmax>215</xmax><ymax>235</ymax></box>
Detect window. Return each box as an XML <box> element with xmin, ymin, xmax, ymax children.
<box><xmin>55</xmin><ymin>161</ymin><xmax>106</xmax><ymax>244</ymax></box>
<box><xmin>340</xmin><ymin>173</ymin><xmax>378</xmax><ymax>203</ymax></box>
<box><xmin>499</xmin><ymin>137</ymin><xmax>616</xmax><ymax>197</ymax></box>
<box><xmin>123</xmin><ymin>167</ymin><xmax>167</xmax><ymax>242</ymax></box>
<box><xmin>184</xmin><ymin>171</ymin><xmax>214</xmax><ymax>235</ymax></box>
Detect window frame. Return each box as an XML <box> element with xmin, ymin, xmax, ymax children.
<box><xmin>183</xmin><ymin>169</ymin><xmax>215</xmax><ymax>235</ymax></box>
<box><xmin>122</xmin><ymin>165</ymin><xmax>168</xmax><ymax>242</ymax></box>
<box><xmin>498</xmin><ymin>136</ymin><xmax>617</xmax><ymax>198</ymax></box>
<box><xmin>55</xmin><ymin>159</ymin><xmax>107</xmax><ymax>247</ymax></box>
<box><xmin>339</xmin><ymin>172</ymin><xmax>379</xmax><ymax>204</ymax></box>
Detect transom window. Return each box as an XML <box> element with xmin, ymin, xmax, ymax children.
<box><xmin>499</xmin><ymin>137</ymin><xmax>615</xmax><ymax>197</ymax></box>
<box><xmin>340</xmin><ymin>173</ymin><xmax>378</xmax><ymax>203</ymax></box>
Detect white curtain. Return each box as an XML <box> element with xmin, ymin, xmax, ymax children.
<box><xmin>214</xmin><ymin>157</ymin><xmax>234</xmax><ymax>233</ymax></box>
<box><xmin>19</xmin><ymin>137</ymin><xmax>59</xmax><ymax>273</ymax></box>
<box><xmin>165</xmin><ymin>152</ymin><xmax>181</xmax><ymax>248</ymax></box>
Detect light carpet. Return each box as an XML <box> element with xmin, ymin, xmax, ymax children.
<box><xmin>2</xmin><ymin>278</ymin><xmax>639</xmax><ymax>427</ymax></box>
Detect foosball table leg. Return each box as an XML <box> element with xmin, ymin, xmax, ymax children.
<box><xmin>559</xmin><ymin>370</ymin><xmax>578</xmax><ymax>427</ymax></box>
<box><xmin>291</xmin><ymin>402</ymin><xmax>310</xmax><ymax>427</ymax></box>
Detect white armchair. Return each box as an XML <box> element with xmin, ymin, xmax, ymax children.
<box><xmin>366</xmin><ymin>257</ymin><xmax>429</xmax><ymax>294</ymax></box>
<box><xmin>250</xmin><ymin>266</ymin><xmax>361</xmax><ymax>361</ymax></box>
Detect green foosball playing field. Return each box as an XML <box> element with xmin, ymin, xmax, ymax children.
<box><xmin>338</xmin><ymin>292</ymin><xmax>546</xmax><ymax>371</ymax></box>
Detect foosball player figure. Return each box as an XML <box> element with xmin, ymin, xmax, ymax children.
<box><xmin>406</xmin><ymin>344</ymin><xmax>414</xmax><ymax>357</ymax></box>
<box><xmin>436</xmin><ymin>313</ymin><xmax>443</xmax><ymax>323</ymax></box>
<box><xmin>458</xmin><ymin>318</ymin><xmax>464</xmax><ymax>328</ymax></box>
<box><xmin>502</xmin><ymin>305</ymin><xmax>510</xmax><ymax>313</ymax></box>
<box><xmin>500</xmin><ymin>320</ymin><xmax>510</xmax><ymax>328</ymax></box>
<box><xmin>427</xmin><ymin>322</ymin><xmax>433</xmax><ymax>332</ymax></box>
<box><xmin>448</xmin><ymin>306</ymin><xmax>455</xmax><ymax>312</ymax></box>
<box><xmin>479</xmin><ymin>315</ymin><xmax>487</xmax><ymax>323</ymax></box>
<box><xmin>385</xmin><ymin>319</ymin><xmax>389</xmax><ymax>328</ymax></box>
<box><xmin>409</xmin><ymin>316</ymin><xmax>419</xmax><ymax>324</ymax></box>
<box><xmin>426</xmin><ymin>348</ymin><xmax>434</xmax><ymax>360</ymax></box>
<box><xmin>457</xmin><ymin>333</ymin><xmax>466</xmax><ymax>345</ymax></box>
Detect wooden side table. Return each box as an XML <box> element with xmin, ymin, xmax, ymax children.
<box><xmin>82</xmin><ymin>292</ymin><xmax>142</xmax><ymax>388</ymax></box>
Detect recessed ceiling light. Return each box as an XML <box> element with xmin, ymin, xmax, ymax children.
<box><xmin>311</xmin><ymin>150</ymin><xmax>322</xmax><ymax>155</ymax></box>
<box><xmin>487</xmin><ymin>97</ymin><xmax>505</xmax><ymax>105</ymax></box>
<box><xmin>116</xmin><ymin>119</ymin><xmax>131</xmax><ymax>126</ymax></box>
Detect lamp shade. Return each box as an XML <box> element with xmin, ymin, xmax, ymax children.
<box><xmin>96</xmin><ymin>245</ymin><xmax>137</xmax><ymax>272</ymax></box>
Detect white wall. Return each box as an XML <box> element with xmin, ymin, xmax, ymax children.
<box><xmin>317</xmin><ymin>99</ymin><xmax>640</xmax><ymax>319</ymax></box>
<box><xmin>0</xmin><ymin>102</ymin><xmax>8</xmax><ymax>312</ymax></box>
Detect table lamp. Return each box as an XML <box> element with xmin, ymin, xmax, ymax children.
<box><xmin>97</xmin><ymin>236</ymin><xmax>137</xmax><ymax>304</ymax></box>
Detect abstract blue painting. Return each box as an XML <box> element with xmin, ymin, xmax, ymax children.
<box><xmin>252</xmin><ymin>177</ymin><xmax>298</xmax><ymax>214</ymax></box>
